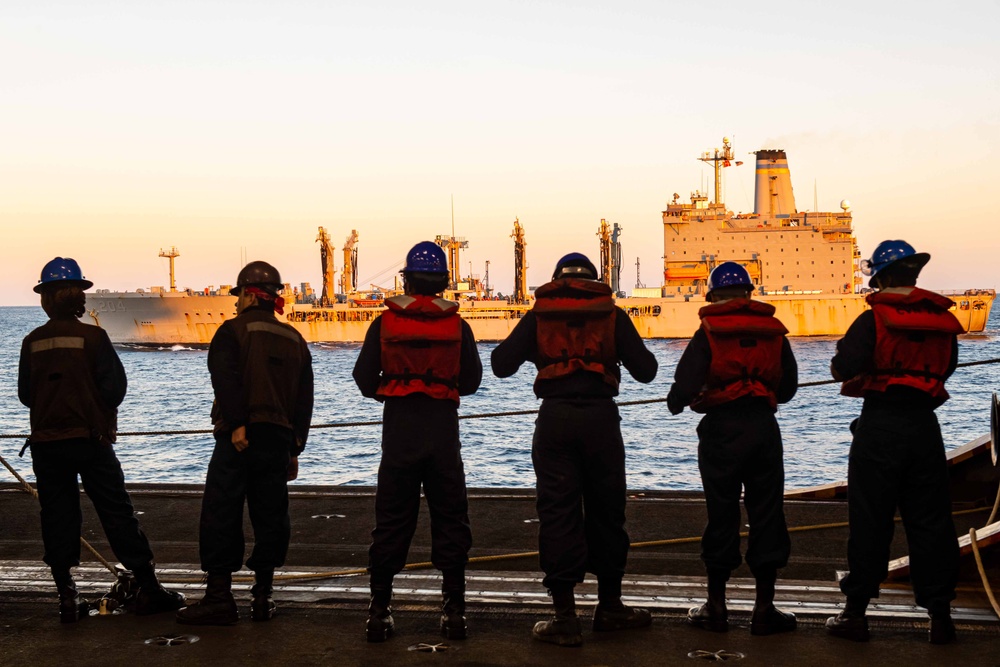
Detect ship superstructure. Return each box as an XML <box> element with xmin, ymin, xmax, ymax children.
<box><xmin>661</xmin><ymin>138</ymin><xmax>858</xmax><ymax>297</ymax></box>
<box><xmin>83</xmin><ymin>138</ymin><xmax>994</xmax><ymax>345</ymax></box>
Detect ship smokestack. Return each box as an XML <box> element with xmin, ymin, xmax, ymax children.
<box><xmin>753</xmin><ymin>149</ymin><xmax>797</xmax><ymax>218</ymax></box>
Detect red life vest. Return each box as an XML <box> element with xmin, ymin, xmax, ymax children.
<box><xmin>840</xmin><ymin>287</ymin><xmax>962</xmax><ymax>401</ymax></box>
<box><xmin>532</xmin><ymin>278</ymin><xmax>618</xmax><ymax>391</ymax></box>
<box><xmin>689</xmin><ymin>298</ymin><xmax>788</xmax><ymax>413</ymax></box>
<box><xmin>377</xmin><ymin>294</ymin><xmax>463</xmax><ymax>404</ymax></box>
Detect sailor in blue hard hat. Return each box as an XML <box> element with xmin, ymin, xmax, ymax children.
<box><xmin>551</xmin><ymin>252</ymin><xmax>599</xmax><ymax>280</ymax></box>
<box><xmin>667</xmin><ymin>260</ymin><xmax>799</xmax><ymax>636</ymax></box>
<box><xmin>20</xmin><ymin>257</ymin><xmax>184</xmax><ymax>622</ymax></box>
<box><xmin>859</xmin><ymin>240</ymin><xmax>930</xmax><ymax>289</ymax></box>
<box><xmin>704</xmin><ymin>260</ymin><xmax>754</xmax><ymax>301</ymax></box>
<box><xmin>828</xmin><ymin>240</ymin><xmax>961</xmax><ymax>644</ymax></box>
<box><xmin>491</xmin><ymin>251</ymin><xmax>658</xmax><ymax>647</ymax></box>
<box><xmin>34</xmin><ymin>257</ymin><xmax>94</xmax><ymax>294</ymax></box>
<box><xmin>353</xmin><ymin>241</ymin><xmax>482</xmax><ymax>642</ymax></box>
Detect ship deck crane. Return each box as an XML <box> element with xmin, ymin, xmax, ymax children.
<box><xmin>597</xmin><ymin>219</ymin><xmax>623</xmax><ymax>295</ymax></box>
<box><xmin>341</xmin><ymin>230</ymin><xmax>359</xmax><ymax>295</ymax></box>
<box><xmin>316</xmin><ymin>227</ymin><xmax>336</xmax><ymax>305</ymax></box>
<box><xmin>511</xmin><ymin>219</ymin><xmax>528</xmax><ymax>304</ymax></box>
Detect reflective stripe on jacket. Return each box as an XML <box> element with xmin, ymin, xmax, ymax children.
<box><xmin>690</xmin><ymin>298</ymin><xmax>788</xmax><ymax>413</ymax></box>
<box><xmin>841</xmin><ymin>287</ymin><xmax>962</xmax><ymax>402</ymax></box>
<box><xmin>532</xmin><ymin>278</ymin><xmax>618</xmax><ymax>392</ymax></box>
<box><xmin>377</xmin><ymin>295</ymin><xmax>463</xmax><ymax>404</ymax></box>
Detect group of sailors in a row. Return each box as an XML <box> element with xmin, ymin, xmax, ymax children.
<box><xmin>16</xmin><ymin>239</ymin><xmax>961</xmax><ymax>646</ymax></box>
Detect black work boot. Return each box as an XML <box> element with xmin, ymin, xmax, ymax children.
<box><xmin>440</xmin><ymin>568</ymin><xmax>467</xmax><ymax>639</ymax></box>
<box><xmin>928</xmin><ymin>602</ymin><xmax>956</xmax><ymax>645</ymax></box>
<box><xmin>592</xmin><ymin>577</ymin><xmax>652</xmax><ymax>632</ymax></box>
<box><xmin>532</xmin><ymin>586</ymin><xmax>583</xmax><ymax>647</ymax></box>
<box><xmin>366</xmin><ymin>585</ymin><xmax>394</xmax><ymax>643</ymax></box>
<box><xmin>825</xmin><ymin>596</ymin><xmax>870</xmax><ymax>642</ymax></box>
<box><xmin>440</xmin><ymin>590</ymin><xmax>467</xmax><ymax>640</ymax></box>
<box><xmin>688</xmin><ymin>570</ymin><xmax>728</xmax><ymax>632</ymax></box>
<box><xmin>53</xmin><ymin>569</ymin><xmax>87</xmax><ymax>624</ymax></box>
<box><xmin>132</xmin><ymin>563</ymin><xmax>186</xmax><ymax>616</ymax></box>
<box><xmin>251</xmin><ymin>570</ymin><xmax>276</xmax><ymax>622</ymax></box>
<box><xmin>176</xmin><ymin>572</ymin><xmax>239</xmax><ymax>626</ymax></box>
<box><xmin>749</xmin><ymin>568</ymin><xmax>796</xmax><ymax>636</ymax></box>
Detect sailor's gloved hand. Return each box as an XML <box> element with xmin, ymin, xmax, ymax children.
<box><xmin>287</xmin><ymin>457</ymin><xmax>299</xmax><ymax>481</ymax></box>
<box><xmin>667</xmin><ymin>391</ymin><xmax>684</xmax><ymax>416</ymax></box>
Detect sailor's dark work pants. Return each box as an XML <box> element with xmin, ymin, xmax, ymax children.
<box><xmin>531</xmin><ymin>398</ymin><xmax>630</xmax><ymax>590</ymax></box>
<box><xmin>30</xmin><ymin>438</ymin><xmax>155</xmax><ymax>571</ymax></box>
<box><xmin>199</xmin><ymin>423</ymin><xmax>292</xmax><ymax>574</ymax></box>
<box><xmin>840</xmin><ymin>405</ymin><xmax>958</xmax><ymax>608</ymax></box>
<box><xmin>368</xmin><ymin>396</ymin><xmax>472</xmax><ymax>586</ymax></box>
<box><xmin>696</xmin><ymin>403</ymin><xmax>790</xmax><ymax>577</ymax></box>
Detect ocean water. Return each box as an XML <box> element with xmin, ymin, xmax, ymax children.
<box><xmin>1</xmin><ymin>305</ymin><xmax>997</xmax><ymax>491</ymax></box>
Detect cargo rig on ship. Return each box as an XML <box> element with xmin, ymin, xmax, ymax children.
<box><xmin>85</xmin><ymin>139</ymin><xmax>994</xmax><ymax>344</ymax></box>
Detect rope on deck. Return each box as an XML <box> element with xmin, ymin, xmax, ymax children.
<box><xmin>2</xmin><ymin>357</ymin><xmax>1000</xmax><ymax>440</ymax></box>
<box><xmin>0</xmin><ymin>452</ymin><xmax>118</xmax><ymax>577</ymax></box>
<box><xmin>969</xmin><ymin>527</ymin><xmax>1000</xmax><ymax>619</ymax></box>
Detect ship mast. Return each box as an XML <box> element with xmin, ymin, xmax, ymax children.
<box><xmin>697</xmin><ymin>137</ymin><xmax>742</xmax><ymax>205</ymax></box>
<box><xmin>159</xmin><ymin>246</ymin><xmax>180</xmax><ymax>292</ymax></box>
<box><xmin>316</xmin><ymin>227</ymin><xmax>336</xmax><ymax>304</ymax></box>
<box><xmin>341</xmin><ymin>230</ymin><xmax>359</xmax><ymax>294</ymax></box>
<box><xmin>511</xmin><ymin>218</ymin><xmax>528</xmax><ymax>304</ymax></box>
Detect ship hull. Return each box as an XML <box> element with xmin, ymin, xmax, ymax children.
<box><xmin>84</xmin><ymin>290</ymin><xmax>994</xmax><ymax>345</ymax></box>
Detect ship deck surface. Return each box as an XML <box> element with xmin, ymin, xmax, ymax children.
<box><xmin>1</xmin><ymin>485</ymin><xmax>998</xmax><ymax>665</ymax></box>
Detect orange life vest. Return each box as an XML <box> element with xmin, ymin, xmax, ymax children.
<box><xmin>377</xmin><ymin>295</ymin><xmax>463</xmax><ymax>404</ymax></box>
<box><xmin>689</xmin><ymin>298</ymin><xmax>788</xmax><ymax>413</ymax></box>
<box><xmin>532</xmin><ymin>278</ymin><xmax>618</xmax><ymax>391</ymax></box>
<box><xmin>840</xmin><ymin>288</ymin><xmax>962</xmax><ymax>402</ymax></box>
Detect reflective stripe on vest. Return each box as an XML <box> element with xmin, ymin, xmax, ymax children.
<box><xmin>533</xmin><ymin>278</ymin><xmax>618</xmax><ymax>390</ymax></box>
<box><xmin>377</xmin><ymin>295</ymin><xmax>463</xmax><ymax>403</ymax></box>
<box><xmin>840</xmin><ymin>287</ymin><xmax>962</xmax><ymax>401</ymax></box>
<box><xmin>690</xmin><ymin>299</ymin><xmax>787</xmax><ymax>413</ymax></box>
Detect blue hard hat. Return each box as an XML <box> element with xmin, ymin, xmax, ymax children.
<box><xmin>552</xmin><ymin>252</ymin><xmax>598</xmax><ymax>280</ymax></box>
<box><xmin>34</xmin><ymin>257</ymin><xmax>93</xmax><ymax>293</ymax></box>
<box><xmin>860</xmin><ymin>240</ymin><xmax>930</xmax><ymax>286</ymax></box>
<box><xmin>706</xmin><ymin>261</ymin><xmax>753</xmax><ymax>295</ymax></box>
<box><xmin>403</xmin><ymin>241</ymin><xmax>448</xmax><ymax>274</ymax></box>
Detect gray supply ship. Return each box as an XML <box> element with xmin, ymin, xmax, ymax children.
<box><xmin>85</xmin><ymin>139</ymin><xmax>994</xmax><ymax>344</ymax></box>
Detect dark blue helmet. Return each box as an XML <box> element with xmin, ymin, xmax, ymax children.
<box><xmin>552</xmin><ymin>252</ymin><xmax>598</xmax><ymax>280</ymax></box>
<box><xmin>34</xmin><ymin>257</ymin><xmax>93</xmax><ymax>293</ymax></box>
<box><xmin>706</xmin><ymin>261</ymin><xmax>753</xmax><ymax>296</ymax></box>
<box><xmin>403</xmin><ymin>241</ymin><xmax>448</xmax><ymax>274</ymax></box>
<box><xmin>860</xmin><ymin>240</ymin><xmax>929</xmax><ymax>286</ymax></box>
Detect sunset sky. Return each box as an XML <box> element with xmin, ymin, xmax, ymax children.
<box><xmin>3</xmin><ymin>1</ymin><xmax>998</xmax><ymax>305</ymax></box>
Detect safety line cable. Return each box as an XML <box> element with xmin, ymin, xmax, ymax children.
<box><xmin>3</xmin><ymin>357</ymin><xmax>1000</xmax><ymax>440</ymax></box>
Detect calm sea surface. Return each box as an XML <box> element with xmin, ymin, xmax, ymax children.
<box><xmin>1</xmin><ymin>306</ymin><xmax>998</xmax><ymax>491</ymax></box>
